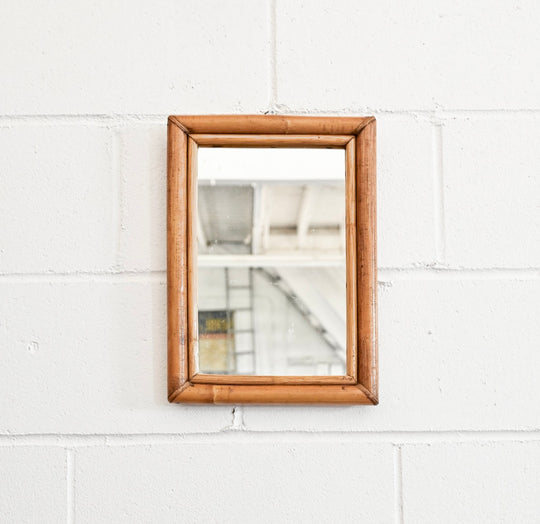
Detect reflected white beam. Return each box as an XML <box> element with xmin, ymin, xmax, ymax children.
<box><xmin>296</xmin><ymin>185</ymin><xmax>317</xmax><ymax>249</ymax></box>
<box><xmin>198</xmin><ymin>254</ymin><xmax>345</xmax><ymax>268</ymax></box>
<box><xmin>197</xmin><ymin>209</ymin><xmax>207</xmax><ymax>252</ymax></box>
<box><xmin>251</xmin><ymin>184</ymin><xmax>264</xmax><ymax>255</ymax></box>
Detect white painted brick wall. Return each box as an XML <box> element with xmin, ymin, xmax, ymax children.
<box><xmin>1</xmin><ymin>1</ymin><xmax>539</xmax><ymax>522</ymax></box>
<box><xmin>0</xmin><ymin>447</ymin><xmax>66</xmax><ymax>522</ymax></box>
<box><xmin>275</xmin><ymin>2</ymin><xmax>540</xmax><ymax>111</ymax></box>
<box><xmin>0</xmin><ymin>125</ymin><xmax>116</xmax><ymax>273</ymax></box>
<box><xmin>75</xmin><ymin>441</ymin><xmax>394</xmax><ymax>523</ymax></box>
<box><xmin>444</xmin><ymin>119</ymin><xmax>540</xmax><ymax>268</ymax></box>
<box><xmin>0</xmin><ymin>1</ymin><xmax>269</xmax><ymax>115</ymax></box>
<box><xmin>402</xmin><ymin>442</ymin><xmax>540</xmax><ymax>523</ymax></box>
<box><xmin>118</xmin><ymin>125</ymin><xmax>167</xmax><ymax>271</ymax></box>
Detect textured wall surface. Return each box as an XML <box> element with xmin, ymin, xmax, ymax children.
<box><xmin>1</xmin><ymin>1</ymin><xmax>540</xmax><ymax>522</ymax></box>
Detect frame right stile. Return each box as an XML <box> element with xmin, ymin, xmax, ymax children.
<box><xmin>355</xmin><ymin>119</ymin><xmax>377</xmax><ymax>400</ymax></box>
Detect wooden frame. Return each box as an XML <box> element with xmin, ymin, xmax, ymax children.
<box><xmin>167</xmin><ymin>115</ymin><xmax>377</xmax><ymax>404</ymax></box>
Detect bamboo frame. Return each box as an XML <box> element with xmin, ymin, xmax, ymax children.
<box><xmin>167</xmin><ymin>115</ymin><xmax>377</xmax><ymax>404</ymax></box>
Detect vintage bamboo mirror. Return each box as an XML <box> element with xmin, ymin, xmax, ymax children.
<box><xmin>167</xmin><ymin>115</ymin><xmax>377</xmax><ymax>404</ymax></box>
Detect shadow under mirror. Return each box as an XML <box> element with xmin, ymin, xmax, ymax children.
<box><xmin>197</xmin><ymin>148</ymin><xmax>346</xmax><ymax>376</ymax></box>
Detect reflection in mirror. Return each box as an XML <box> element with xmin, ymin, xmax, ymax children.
<box><xmin>197</xmin><ymin>148</ymin><xmax>346</xmax><ymax>376</ymax></box>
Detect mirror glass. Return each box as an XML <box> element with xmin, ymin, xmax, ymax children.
<box><xmin>196</xmin><ymin>148</ymin><xmax>346</xmax><ymax>376</ymax></box>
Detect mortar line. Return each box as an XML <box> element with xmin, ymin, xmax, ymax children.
<box><xmin>0</xmin><ymin>271</ymin><xmax>166</xmax><ymax>283</ymax></box>
<box><xmin>66</xmin><ymin>449</ymin><xmax>75</xmax><ymax>524</ymax></box>
<box><xmin>241</xmin><ymin>107</ymin><xmax>540</xmax><ymax>119</ymax></box>
<box><xmin>111</xmin><ymin>127</ymin><xmax>122</xmax><ymax>270</ymax></box>
<box><xmin>393</xmin><ymin>445</ymin><xmax>405</xmax><ymax>524</ymax></box>
<box><xmin>379</xmin><ymin>267</ymin><xmax>540</xmax><ymax>281</ymax></box>
<box><xmin>432</xmin><ymin>123</ymin><xmax>445</xmax><ymax>263</ymax></box>
<box><xmin>0</xmin><ymin>114</ymin><xmax>168</xmax><ymax>126</ymax></box>
<box><xmin>2</xmin><ymin>430</ymin><xmax>540</xmax><ymax>447</ymax></box>
<box><xmin>268</xmin><ymin>0</ymin><xmax>278</xmax><ymax>111</ymax></box>
<box><xmin>2</xmin><ymin>110</ymin><xmax>540</xmax><ymax>126</ymax></box>
<box><xmin>1</xmin><ymin>267</ymin><xmax>539</xmax><ymax>284</ymax></box>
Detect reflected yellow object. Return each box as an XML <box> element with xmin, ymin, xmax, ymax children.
<box><xmin>199</xmin><ymin>336</ymin><xmax>231</xmax><ymax>373</ymax></box>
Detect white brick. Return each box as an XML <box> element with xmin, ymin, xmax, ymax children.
<box><xmin>377</xmin><ymin>117</ymin><xmax>435</xmax><ymax>267</ymax></box>
<box><xmin>403</xmin><ymin>442</ymin><xmax>540</xmax><ymax>523</ymax></box>
<box><xmin>0</xmin><ymin>1</ymin><xmax>269</xmax><ymax>114</ymax></box>
<box><xmin>0</xmin><ymin>281</ymin><xmax>231</xmax><ymax>433</ymax></box>
<box><xmin>444</xmin><ymin>119</ymin><xmax>540</xmax><ymax>267</ymax></box>
<box><xmin>0</xmin><ymin>447</ymin><xmax>66</xmax><ymax>523</ymax></box>
<box><xmin>118</xmin><ymin>124</ymin><xmax>166</xmax><ymax>271</ymax></box>
<box><xmin>75</xmin><ymin>441</ymin><xmax>394</xmax><ymax>523</ymax></box>
<box><xmin>244</xmin><ymin>279</ymin><xmax>540</xmax><ymax>431</ymax></box>
<box><xmin>0</xmin><ymin>125</ymin><xmax>115</xmax><ymax>273</ymax></box>
<box><xmin>276</xmin><ymin>2</ymin><xmax>540</xmax><ymax>110</ymax></box>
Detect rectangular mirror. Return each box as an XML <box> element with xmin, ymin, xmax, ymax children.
<box><xmin>197</xmin><ymin>148</ymin><xmax>346</xmax><ymax>376</ymax></box>
<box><xmin>167</xmin><ymin>115</ymin><xmax>377</xmax><ymax>404</ymax></box>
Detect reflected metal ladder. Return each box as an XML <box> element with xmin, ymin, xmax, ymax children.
<box><xmin>255</xmin><ymin>267</ymin><xmax>345</xmax><ymax>367</ymax></box>
<box><xmin>224</xmin><ymin>267</ymin><xmax>256</xmax><ymax>375</ymax></box>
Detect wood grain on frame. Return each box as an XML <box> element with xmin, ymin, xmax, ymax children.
<box><xmin>356</xmin><ymin>119</ymin><xmax>378</xmax><ymax>402</ymax></box>
<box><xmin>187</xmin><ymin>137</ymin><xmax>199</xmax><ymax>379</ymax></box>
<box><xmin>190</xmin><ymin>134</ymin><xmax>353</xmax><ymax>148</ymax></box>
<box><xmin>169</xmin><ymin>384</ymin><xmax>374</xmax><ymax>404</ymax></box>
<box><xmin>190</xmin><ymin>374</ymin><xmax>357</xmax><ymax>385</ymax></box>
<box><xmin>167</xmin><ymin>120</ymin><xmax>188</xmax><ymax>396</ymax></box>
<box><xmin>167</xmin><ymin>115</ymin><xmax>377</xmax><ymax>404</ymax></box>
<box><xmin>169</xmin><ymin>115</ymin><xmax>373</xmax><ymax>135</ymax></box>
<box><xmin>345</xmin><ymin>138</ymin><xmax>358</xmax><ymax>380</ymax></box>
